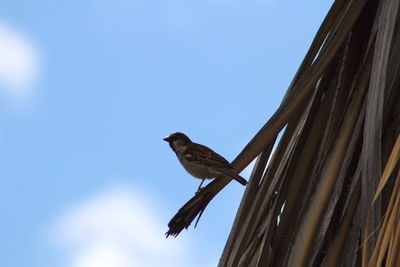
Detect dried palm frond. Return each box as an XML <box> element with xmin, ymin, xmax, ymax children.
<box><xmin>167</xmin><ymin>0</ymin><xmax>400</xmax><ymax>266</ymax></box>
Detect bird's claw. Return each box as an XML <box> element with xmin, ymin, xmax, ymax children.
<box><xmin>195</xmin><ymin>187</ymin><xmax>204</xmax><ymax>194</ymax></box>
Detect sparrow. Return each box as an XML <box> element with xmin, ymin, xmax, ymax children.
<box><xmin>163</xmin><ymin>132</ymin><xmax>247</xmax><ymax>192</ymax></box>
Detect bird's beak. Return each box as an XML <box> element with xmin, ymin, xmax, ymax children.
<box><xmin>163</xmin><ymin>136</ymin><xmax>171</xmax><ymax>142</ymax></box>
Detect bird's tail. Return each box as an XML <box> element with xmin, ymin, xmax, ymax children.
<box><xmin>217</xmin><ymin>169</ymin><xmax>248</xmax><ymax>186</ymax></box>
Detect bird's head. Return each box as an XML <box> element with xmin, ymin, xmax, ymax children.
<box><xmin>163</xmin><ymin>132</ymin><xmax>192</xmax><ymax>152</ymax></box>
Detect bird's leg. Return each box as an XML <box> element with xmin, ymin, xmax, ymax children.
<box><xmin>196</xmin><ymin>179</ymin><xmax>205</xmax><ymax>194</ymax></box>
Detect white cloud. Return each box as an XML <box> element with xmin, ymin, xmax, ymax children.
<box><xmin>0</xmin><ymin>22</ymin><xmax>40</xmax><ymax>101</ymax></box>
<box><xmin>50</xmin><ymin>184</ymin><xmax>194</xmax><ymax>267</ymax></box>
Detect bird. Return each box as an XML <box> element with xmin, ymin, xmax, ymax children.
<box><xmin>163</xmin><ymin>132</ymin><xmax>247</xmax><ymax>192</ymax></box>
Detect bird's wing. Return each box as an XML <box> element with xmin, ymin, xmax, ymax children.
<box><xmin>184</xmin><ymin>143</ymin><xmax>233</xmax><ymax>169</ymax></box>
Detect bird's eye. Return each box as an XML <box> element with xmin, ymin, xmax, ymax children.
<box><xmin>185</xmin><ymin>154</ymin><xmax>194</xmax><ymax>161</ymax></box>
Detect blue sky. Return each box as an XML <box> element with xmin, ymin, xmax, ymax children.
<box><xmin>0</xmin><ymin>1</ymin><xmax>333</xmax><ymax>266</ymax></box>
